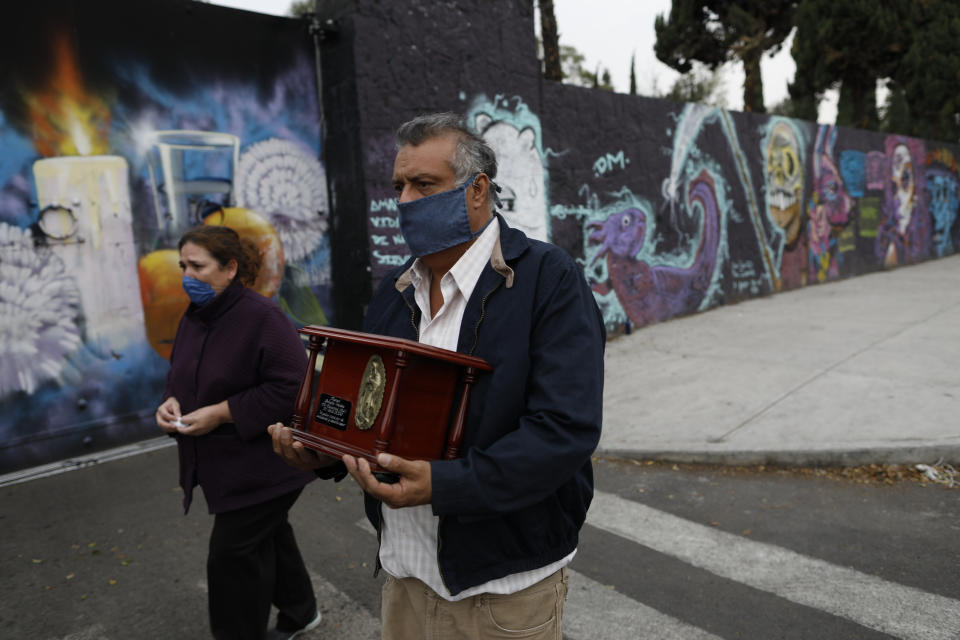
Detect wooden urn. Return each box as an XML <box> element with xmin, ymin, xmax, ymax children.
<box><xmin>290</xmin><ymin>326</ymin><xmax>493</xmax><ymax>473</ymax></box>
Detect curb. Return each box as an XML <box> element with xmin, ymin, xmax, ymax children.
<box><xmin>594</xmin><ymin>445</ymin><xmax>960</xmax><ymax>468</ymax></box>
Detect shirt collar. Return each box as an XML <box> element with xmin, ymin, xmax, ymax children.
<box><xmin>409</xmin><ymin>218</ymin><xmax>500</xmax><ymax>301</ymax></box>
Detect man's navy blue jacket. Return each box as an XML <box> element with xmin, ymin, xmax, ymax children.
<box><xmin>362</xmin><ymin>215</ymin><xmax>606</xmax><ymax>596</ymax></box>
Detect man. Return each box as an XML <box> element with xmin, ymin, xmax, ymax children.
<box><xmin>269</xmin><ymin>112</ymin><xmax>605</xmax><ymax>639</ymax></box>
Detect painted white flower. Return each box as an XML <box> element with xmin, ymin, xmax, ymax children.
<box><xmin>0</xmin><ymin>223</ymin><xmax>83</xmax><ymax>395</ymax></box>
<box><xmin>237</xmin><ymin>138</ymin><xmax>329</xmax><ymax>262</ymax></box>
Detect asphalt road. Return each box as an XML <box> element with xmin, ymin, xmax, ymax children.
<box><xmin>2</xmin><ymin>446</ymin><xmax>958</xmax><ymax>639</ymax></box>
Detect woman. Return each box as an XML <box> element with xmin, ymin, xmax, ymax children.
<box><xmin>155</xmin><ymin>225</ymin><xmax>321</xmax><ymax>640</ymax></box>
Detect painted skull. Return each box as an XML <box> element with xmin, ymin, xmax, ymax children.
<box><xmin>765</xmin><ymin>121</ymin><xmax>803</xmax><ymax>244</ymax></box>
<box><xmin>891</xmin><ymin>143</ymin><xmax>915</xmax><ymax>235</ymax></box>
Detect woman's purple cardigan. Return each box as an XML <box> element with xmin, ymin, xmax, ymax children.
<box><xmin>163</xmin><ymin>281</ymin><xmax>314</xmax><ymax>514</ymax></box>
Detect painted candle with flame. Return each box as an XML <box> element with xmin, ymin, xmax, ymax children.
<box><xmin>32</xmin><ymin>156</ymin><xmax>146</xmax><ymax>358</ymax></box>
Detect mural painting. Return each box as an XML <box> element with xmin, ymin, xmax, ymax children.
<box><xmin>6</xmin><ymin>0</ymin><xmax>960</xmax><ymax>473</ymax></box>
<box><xmin>466</xmin><ymin>95</ymin><xmax>549</xmax><ymax>242</ymax></box>
<box><xmin>0</xmin><ymin>7</ymin><xmax>332</xmax><ymax>472</ymax></box>
<box><xmin>925</xmin><ymin>148</ymin><xmax>960</xmax><ymax>257</ymax></box>
<box><xmin>537</xmin><ymin>95</ymin><xmax>957</xmax><ymax>335</ymax></box>
<box><xmin>762</xmin><ymin>118</ymin><xmax>809</xmax><ymax>290</ymax></box>
<box><xmin>876</xmin><ymin>136</ymin><xmax>930</xmax><ymax>268</ymax></box>
<box><xmin>808</xmin><ymin>125</ymin><xmax>855</xmax><ymax>283</ymax></box>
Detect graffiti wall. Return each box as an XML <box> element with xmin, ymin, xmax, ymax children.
<box><xmin>0</xmin><ymin>1</ymin><xmax>333</xmax><ymax>472</ymax></box>
<box><xmin>321</xmin><ymin>0</ymin><xmax>959</xmax><ymax>336</ymax></box>
<box><xmin>541</xmin><ymin>95</ymin><xmax>958</xmax><ymax>332</ymax></box>
<box><xmin>4</xmin><ymin>0</ymin><xmax>959</xmax><ymax>472</ymax></box>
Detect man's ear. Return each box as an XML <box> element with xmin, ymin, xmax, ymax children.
<box><xmin>469</xmin><ymin>173</ymin><xmax>491</xmax><ymax>209</ymax></box>
<box><xmin>466</xmin><ymin>173</ymin><xmax>493</xmax><ymax>232</ymax></box>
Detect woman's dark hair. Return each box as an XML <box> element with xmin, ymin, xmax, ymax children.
<box><xmin>178</xmin><ymin>225</ymin><xmax>262</xmax><ymax>286</ymax></box>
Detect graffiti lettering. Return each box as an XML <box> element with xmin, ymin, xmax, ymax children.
<box><xmin>372</xmin><ymin>250</ymin><xmax>411</xmax><ymax>266</ymax></box>
<box><xmin>370</xmin><ymin>198</ymin><xmax>398</xmax><ymax>214</ymax></box>
<box><xmin>392</xmin><ymin>234</ymin><xmax>406</xmax><ymax>245</ymax></box>
<box><xmin>593</xmin><ymin>150</ymin><xmax>628</xmax><ymax>178</ymax></box>
<box><xmin>549</xmin><ymin>204</ymin><xmax>596</xmax><ymax>219</ymax></box>
<box><xmin>731</xmin><ymin>261</ymin><xmax>763</xmax><ymax>295</ymax></box>
<box><xmin>371</xmin><ymin>235</ymin><xmax>389</xmax><ymax>246</ymax></box>
<box><xmin>370</xmin><ymin>216</ymin><xmax>400</xmax><ymax>228</ymax></box>
<box><xmin>731</xmin><ymin>261</ymin><xmax>756</xmax><ymax>279</ymax></box>
<box><xmin>732</xmin><ymin>278</ymin><xmax>765</xmax><ymax>295</ymax></box>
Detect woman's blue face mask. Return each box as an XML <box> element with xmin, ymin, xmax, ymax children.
<box><xmin>398</xmin><ymin>173</ymin><xmax>493</xmax><ymax>257</ymax></box>
<box><xmin>182</xmin><ymin>275</ymin><xmax>217</xmax><ymax>305</ymax></box>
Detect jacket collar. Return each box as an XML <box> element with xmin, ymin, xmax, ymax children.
<box><xmin>395</xmin><ymin>213</ymin><xmax>526</xmax><ymax>292</ymax></box>
<box><xmin>187</xmin><ymin>279</ymin><xmax>245</xmax><ymax>325</ymax></box>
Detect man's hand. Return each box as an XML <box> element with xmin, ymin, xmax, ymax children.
<box><xmin>344</xmin><ymin>453</ymin><xmax>432</xmax><ymax>508</ymax></box>
<box><xmin>268</xmin><ymin>423</ymin><xmax>339</xmax><ymax>471</ymax></box>
<box><xmin>156</xmin><ymin>397</ymin><xmax>181</xmax><ymax>433</ymax></box>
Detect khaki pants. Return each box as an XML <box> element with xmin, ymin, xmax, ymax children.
<box><xmin>381</xmin><ymin>568</ymin><xmax>569</xmax><ymax>640</ymax></box>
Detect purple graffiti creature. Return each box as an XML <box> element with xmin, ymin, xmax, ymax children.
<box><xmin>589</xmin><ymin>170</ymin><xmax>720</xmax><ymax>328</ymax></box>
<box><xmin>876</xmin><ymin>136</ymin><xmax>930</xmax><ymax>267</ymax></box>
<box><xmin>808</xmin><ymin>126</ymin><xmax>853</xmax><ymax>283</ymax></box>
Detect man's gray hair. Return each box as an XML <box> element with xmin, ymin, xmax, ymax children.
<box><xmin>395</xmin><ymin>113</ymin><xmax>500</xmax><ymax>208</ymax></box>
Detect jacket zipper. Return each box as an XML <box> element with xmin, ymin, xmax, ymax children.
<box><xmin>404</xmin><ymin>296</ymin><xmax>419</xmax><ymax>340</ymax></box>
<box><xmin>469</xmin><ymin>280</ymin><xmax>502</xmax><ymax>356</ymax></box>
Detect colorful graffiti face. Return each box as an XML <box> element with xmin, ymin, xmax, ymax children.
<box><xmin>807</xmin><ymin>126</ymin><xmax>854</xmax><ymax>282</ymax></box>
<box><xmin>765</xmin><ymin>122</ymin><xmax>803</xmax><ymax>244</ymax></box>
<box><xmin>813</xmin><ymin>153</ymin><xmax>853</xmax><ymax>233</ymax></box>
<box><xmin>589</xmin><ymin>208</ymin><xmax>647</xmax><ymax>262</ymax></box>
<box><xmin>891</xmin><ymin>143</ymin><xmax>915</xmax><ymax>234</ymax></box>
<box><xmin>876</xmin><ymin>136</ymin><xmax>930</xmax><ymax>267</ymax></box>
<box><xmin>926</xmin><ymin>167</ymin><xmax>959</xmax><ymax>257</ymax></box>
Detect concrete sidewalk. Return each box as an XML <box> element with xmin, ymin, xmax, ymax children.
<box><xmin>598</xmin><ymin>253</ymin><xmax>960</xmax><ymax>467</ymax></box>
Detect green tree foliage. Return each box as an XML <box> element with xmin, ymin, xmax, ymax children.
<box><xmin>663</xmin><ymin>64</ymin><xmax>727</xmax><ymax>107</ymax></box>
<box><xmin>879</xmin><ymin>82</ymin><xmax>912</xmax><ymax>137</ymax></box>
<box><xmin>790</xmin><ymin>0</ymin><xmax>911</xmax><ymax>129</ymax></box>
<box><xmin>539</xmin><ymin>0</ymin><xmax>563</xmax><ymax>82</ymax></box>
<box><xmin>895</xmin><ymin>0</ymin><xmax>960</xmax><ymax>142</ymax></box>
<box><xmin>557</xmin><ymin>44</ymin><xmax>611</xmax><ymax>90</ymax></box>
<box><xmin>287</xmin><ymin>0</ymin><xmax>313</xmax><ymax>16</ymax></box>
<box><xmin>654</xmin><ymin>0</ymin><xmax>796</xmax><ymax>113</ymax></box>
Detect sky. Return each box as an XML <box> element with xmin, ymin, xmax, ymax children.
<box><xmin>210</xmin><ymin>0</ymin><xmax>838</xmax><ymax>122</ymax></box>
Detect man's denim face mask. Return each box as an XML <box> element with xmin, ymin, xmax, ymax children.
<box><xmin>182</xmin><ymin>275</ymin><xmax>217</xmax><ymax>305</ymax></box>
<box><xmin>398</xmin><ymin>173</ymin><xmax>493</xmax><ymax>257</ymax></box>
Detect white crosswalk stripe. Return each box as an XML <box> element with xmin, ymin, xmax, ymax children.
<box><xmin>587</xmin><ymin>490</ymin><xmax>960</xmax><ymax>640</ymax></box>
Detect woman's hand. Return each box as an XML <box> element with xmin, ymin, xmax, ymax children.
<box><xmin>176</xmin><ymin>401</ymin><xmax>232</xmax><ymax>437</ymax></box>
<box><xmin>156</xmin><ymin>397</ymin><xmax>182</xmax><ymax>433</ymax></box>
